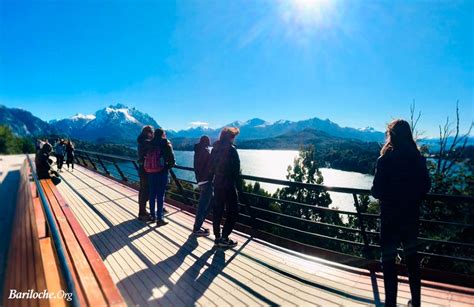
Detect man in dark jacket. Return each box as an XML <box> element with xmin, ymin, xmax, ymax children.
<box><xmin>137</xmin><ymin>125</ymin><xmax>154</xmax><ymax>221</ymax></box>
<box><xmin>209</xmin><ymin>127</ymin><xmax>241</xmax><ymax>248</ymax></box>
<box><xmin>35</xmin><ymin>142</ymin><xmax>61</xmax><ymax>185</ymax></box>
<box><xmin>192</xmin><ymin>136</ymin><xmax>213</xmax><ymax>236</ymax></box>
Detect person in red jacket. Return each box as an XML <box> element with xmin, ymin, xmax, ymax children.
<box><xmin>371</xmin><ymin>119</ymin><xmax>431</xmax><ymax>307</ymax></box>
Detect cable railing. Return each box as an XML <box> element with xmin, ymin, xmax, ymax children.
<box><xmin>73</xmin><ymin>149</ymin><xmax>474</xmax><ymax>276</ymax></box>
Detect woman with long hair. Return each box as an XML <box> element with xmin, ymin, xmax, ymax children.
<box><xmin>144</xmin><ymin>128</ymin><xmax>175</xmax><ymax>226</ymax></box>
<box><xmin>371</xmin><ymin>119</ymin><xmax>431</xmax><ymax>307</ymax></box>
<box><xmin>137</xmin><ymin>125</ymin><xmax>154</xmax><ymax>221</ymax></box>
<box><xmin>65</xmin><ymin>140</ymin><xmax>75</xmax><ymax>171</ymax></box>
<box><xmin>209</xmin><ymin>127</ymin><xmax>241</xmax><ymax>248</ymax></box>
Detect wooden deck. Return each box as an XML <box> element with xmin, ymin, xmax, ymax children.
<box><xmin>54</xmin><ymin>165</ymin><xmax>474</xmax><ymax>306</ymax></box>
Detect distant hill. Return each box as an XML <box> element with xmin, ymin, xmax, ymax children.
<box><xmin>171</xmin><ymin>117</ymin><xmax>385</xmax><ymax>142</ymax></box>
<box><xmin>0</xmin><ymin>105</ymin><xmax>56</xmax><ymax>136</ymax></box>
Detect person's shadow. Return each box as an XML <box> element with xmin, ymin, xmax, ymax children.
<box><xmin>116</xmin><ymin>235</ymin><xmax>226</xmax><ymax>305</ymax></box>
<box><xmin>153</xmin><ymin>247</ymin><xmax>226</xmax><ymax>305</ymax></box>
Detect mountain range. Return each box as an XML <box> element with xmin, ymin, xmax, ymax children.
<box><xmin>5</xmin><ymin>103</ymin><xmax>470</xmax><ymax>149</ymax></box>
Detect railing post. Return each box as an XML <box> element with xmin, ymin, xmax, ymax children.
<box><xmin>132</xmin><ymin>161</ymin><xmax>139</xmax><ymax>173</ymax></box>
<box><xmin>112</xmin><ymin>158</ymin><xmax>128</xmax><ymax>182</ymax></box>
<box><xmin>96</xmin><ymin>154</ymin><xmax>110</xmax><ymax>175</ymax></box>
<box><xmin>169</xmin><ymin>168</ymin><xmax>193</xmax><ymax>207</ymax></box>
<box><xmin>79</xmin><ymin>155</ymin><xmax>88</xmax><ymax>167</ymax></box>
<box><xmin>85</xmin><ymin>152</ymin><xmax>98</xmax><ymax>171</ymax></box>
<box><xmin>352</xmin><ymin>194</ymin><xmax>371</xmax><ymax>259</ymax></box>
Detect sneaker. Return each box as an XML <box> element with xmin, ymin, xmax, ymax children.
<box><xmin>163</xmin><ymin>207</ymin><xmax>169</xmax><ymax>214</ymax></box>
<box><xmin>156</xmin><ymin>219</ymin><xmax>168</xmax><ymax>227</ymax></box>
<box><xmin>217</xmin><ymin>238</ymin><xmax>238</xmax><ymax>248</ymax></box>
<box><xmin>192</xmin><ymin>228</ymin><xmax>210</xmax><ymax>237</ymax></box>
<box><xmin>138</xmin><ymin>215</ymin><xmax>149</xmax><ymax>221</ymax></box>
<box><xmin>214</xmin><ymin>238</ymin><xmax>222</xmax><ymax>246</ymax></box>
<box><xmin>146</xmin><ymin>216</ymin><xmax>156</xmax><ymax>223</ymax></box>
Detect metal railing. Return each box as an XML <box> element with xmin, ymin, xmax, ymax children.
<box><xmin>73</xmin><ymin>149</ymin><xmax>474</xmax><ymax>275</ymax></box>
<box><xmin>27</xmin><ymin>155</ymin><xmax>80</xmax><ymax>307</ymax></box>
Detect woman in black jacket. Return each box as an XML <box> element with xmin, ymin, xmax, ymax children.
<box><xmin>209</xmin><ymin>127</ymin><xmax>241</xmax><ymax>248</ymax></box>
<box><xmin>371</xmin><ymin>119</ymin><xmax>431</xmax><ymax>307</ymax></box>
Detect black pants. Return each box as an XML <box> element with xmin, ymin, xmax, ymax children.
<box><xmin>138</xmin><ymin>167</ymin><xmax>149</xmax><ymax>217</ymax></box>
<box><xmin>380</xmin><ymin>203</ymin><xmax>421</xmax><ymax>307</ymax></box>
<box><xmin>213</xmin><ymin>185</ymin><xmax>239</xmax><ymax>239</ymax></box>
<box><xmin>66</xmin><ymin>154</ymin><xmax>74</xmax><ymax>169</ymax></box>
<box><xmin>56</xmin><ymin>154</ymin><xmax>64</xmax><ymax>170</ymax></box>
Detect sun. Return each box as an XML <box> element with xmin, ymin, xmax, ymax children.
<box><xmin>279</xmin><ymin>0</ymin><xmax>335</xmax><ymax>28</ymax></box>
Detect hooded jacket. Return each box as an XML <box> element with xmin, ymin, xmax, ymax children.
<box><xmin>137</xmin><ymin>133</ymin><xmax>150</xmax><ymax>165</ymax></box>
<box><xmin>371</xmin><ymin>149</ymin><xmax>431</xmax><ymax>203</ymax></box>
<box><xmin>194</xmin><ymin>143</ymin><xmax>211</xmax><ymax>184</ymax></box>
<box><xmin>208</xmin><ymin>140</ymin><xmax>240</xmax><ymax>188</ymax></box>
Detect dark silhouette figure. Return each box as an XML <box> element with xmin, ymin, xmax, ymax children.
<box><xmin>54</xmin><ymin>138</ymin><xmax>66</xmax><ymax>172</ymax></box>
<box><xmin>137</xmin><ymin>125</ymin><xmax>154</xmax><ymax>221</ymax></box>
<box><xmin>35</xmin><ymin>142</ymin><xmax>61</xmax><ymax>185</ymax></box>
<box><xmin>192</xmin><ymin>135</ymin><xmax>213</xmax><ymax>236</ymax></box>
<box><xmin>209</xmin><ymin>127</ymin><xmax>241</xmax><ymax>248</ymax></box>
<box><xmin>65</xmin><ymin>140</ymin><xmax>75</xmax><ymax>171</ymax></box>
<box><xmin>371</xmin><ymin>119</ymin><xmax>431</xmax><ymax>307</ymax></box>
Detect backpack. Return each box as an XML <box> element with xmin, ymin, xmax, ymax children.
<box><xmin>144</xmin><ymin>147</ymin><xmax>165</xmax><ymax>173</ymax></box>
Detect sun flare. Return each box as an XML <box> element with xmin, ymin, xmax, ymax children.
<box><xmin>279</xmin><ymin>0</ymin><xmax>335</xmax><ymax>29</ymax></box>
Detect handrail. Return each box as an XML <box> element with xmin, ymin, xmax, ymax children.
<box><xmin>26</xmin><ymin>155</ymin><xmax>80</xmax><ymax>307</ymax></box>
<box><xmin>75</xmin><ymin>149</ymin><xmax>474</xmax><ymax>203</ymax></box>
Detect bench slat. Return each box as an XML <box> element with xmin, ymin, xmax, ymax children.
<box><xmin>46</xmin><ymin>180</ymin><xmax>125</xmax><ymax>306</ymax></box>
<box><xmin>41</xmin><ymin>181</ymin><xmax>108</xmax><ymax>306</ymax></box>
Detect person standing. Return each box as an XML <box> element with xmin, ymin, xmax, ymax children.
<box><xmin>137</xmin><ymin>125</ymin><xmax>154</xmax><ymax>221</ymax></box>
<box><xmin>144</xmin><ymin>128</ymin><xmax>175</xmax><ymax>226</ymax></box>
<box><xmin>192</xmin><ymin>136</ymin><xmax>213</xmax><ymax>236</ymax></box>
<box><xmin>65</xmin><ymin>140</ymin><xmax>75</xmax><ymax>171</ymax></box>
<box><xmin>371</xmin><ymin>119</ymin><xmax>431</xmax><ymax>307</ymax></box>
<box><xmin>209</xmin><ymin>127</ymin><xmax>241</xmax><ymax>248</ymax></box>
<box><xmin>54</xmin><ymin>139</ymin><xmax>66</xmax><ymax>172</ymax></box>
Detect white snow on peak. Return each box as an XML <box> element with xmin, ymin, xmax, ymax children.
<box><xmin>105</xmin><ymin>107</ymin><xmax>139</xmax><ymax>123</ymax></box>
<box><xmin>71</xmin><ymin>113</ymin><xmax>96</xmax><ymax>121</ymax></box>
<box><xmin>358</xmin><ymin>126</ymin><xmax>375</xmax><ymax>132</ymax></box>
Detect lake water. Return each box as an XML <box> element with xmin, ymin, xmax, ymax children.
<box><xmin>173</xmin><ymin>149</ymin><xmax>374</xmax><ymax>213</ymax></box>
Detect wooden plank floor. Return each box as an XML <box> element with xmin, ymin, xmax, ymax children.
<box><xmin>54</xmin><ymin>165</ymin><xmax>474</xmax><ymax>306</ymax></box>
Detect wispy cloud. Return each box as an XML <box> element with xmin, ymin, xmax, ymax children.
<box><xmin>189</xmin><ymin>121</ymin><xmax>209</xmax><ymax>128</ymax></box>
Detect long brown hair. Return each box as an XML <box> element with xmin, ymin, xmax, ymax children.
<box><xmin>219</xmin><ymin>127</ymin><xmax>240</xmax><ymax>143</ymax></box>
<box><xmin>381</xmin><ymin>119</ymin><xmax>420</xmax><ymax>156</ymax></box>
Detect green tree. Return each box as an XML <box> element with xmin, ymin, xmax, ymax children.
<box><xmin>0</xmin><ymin>125</ymin><xmax>35</xmax><ymax>154</ymax></box>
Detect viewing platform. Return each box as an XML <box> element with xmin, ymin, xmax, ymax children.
<box><xmin>1</xmin><ymin>152</ymin><xmax>473</xmax><ymax>306</ymax></box>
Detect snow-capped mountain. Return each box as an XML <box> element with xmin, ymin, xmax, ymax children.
<box><xmin>68</xmin><ymin>103</ymin><xmax>160</xmax><ymax>143</ymax></box>
<box><xmin>0</xmin><ymin>105</ymin><xmax>56</xmax><ymax>136</ymax></box>
<box><xmin>172</xmin><ymin>117</ymin><xmax>385</xmax><ymax>142</ymax></box>
<box><xmin>49</xmin><ymin>113</ymin><xmax>96</xmax><ymax>136</ymax></box>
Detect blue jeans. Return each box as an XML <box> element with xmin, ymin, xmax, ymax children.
<box><xmin>193</xmin><ymin>182</ymin><xmax>214</xmax><ymax>232</ymax></box>
<box><xmin>148</xmin><ymin>171</ymin><xmax>168</xmax><ymax>220</ymax></box>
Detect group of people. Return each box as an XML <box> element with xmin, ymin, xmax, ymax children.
<box><xmin>136</xmin><ymin>125</ymin><xmax>241</xmax><ymax>248</ymax></box>
<box><xmin>34</xmin><ymin>138</ymin><xmax>76</xmax><ymax>185</ymax></box>
<box><xmin>136</xmin><ymin>119</ymin><xmax>430</xmax><ymax>306</ymax></box>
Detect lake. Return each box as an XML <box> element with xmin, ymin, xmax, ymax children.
<box><xmin>173</xmin><ymin>149</ymin><xmax>374</xmax><ymax>213</ymax></box>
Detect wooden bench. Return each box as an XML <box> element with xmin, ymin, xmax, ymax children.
<box><xmin>2</xmin><ymin>159</ymin><xmax>125</xmax><ymax>306</ymax></box>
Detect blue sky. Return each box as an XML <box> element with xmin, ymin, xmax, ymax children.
<box><xmin>0</xmin><ymin>0</ymin><xmax>472</xmax><ymax>136</ymax></box>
